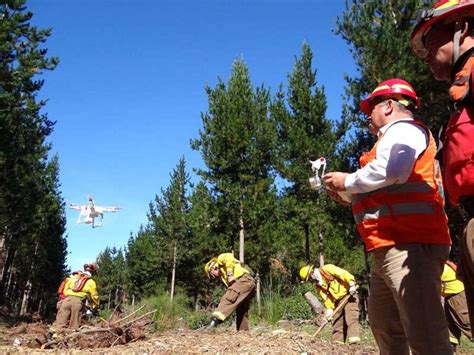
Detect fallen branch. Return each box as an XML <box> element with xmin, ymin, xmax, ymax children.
<box><xmin>122</xmin><ymin>309</ymin><xmax>157</xmax><ymax>328</ymax></box>
<box><xmin>109</xmin><ymin>304</ymin><xmax>146</xmax><ymax>326</ymax></box>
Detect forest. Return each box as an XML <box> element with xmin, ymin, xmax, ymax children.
<box><xmin>0</xmin><ymin>0</ymin><xmax>460</xmax><ymax>323</ymax></box>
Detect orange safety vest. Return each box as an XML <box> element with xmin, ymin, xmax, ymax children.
<box><xmin>351</xmin><ymin>120</ymin><xmax>451</xmax><ymax>251</ymax></box>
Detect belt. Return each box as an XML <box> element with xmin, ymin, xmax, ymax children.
<box><xmin>456</xmin><ymin>196</ymin><xmax>474</xmax><ymax>221</ymax></box>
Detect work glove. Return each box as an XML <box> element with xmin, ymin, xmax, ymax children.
<box><xmin>349</xmin><ymin>282</ymin><xmax>358</xmax><ymax>296</ymax></box>
<box><xmin>227</xmin><ymin>272</ymin><xmax>235</xmax><ymax>285</ymax></box>
<box><xmin>325</xmin><ymin>308</ymin><xmax>334</xmax><ymax>320</ymax></box>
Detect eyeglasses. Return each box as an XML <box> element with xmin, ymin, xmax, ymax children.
<box><xmin>368</xmin><ymin>99</ymin><xmax>388</xmax><ymax>115</ymax></box>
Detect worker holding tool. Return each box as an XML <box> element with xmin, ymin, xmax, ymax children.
<box><xmin>51</xmin><ymin>263</ymin><xmax>100</xmax><ymax>334</ymax></box>
<box><xmin>441</xmin><ymin>261</ymin><xmax>472</xmax><ymax>350</ymax></box>
<box><xmin>299</xmin><ymin>264</ymin><xmax>360</xmax><ymax>344</ymax></box>
<box><xmin>204</xmin><ymin>253</ymin><xmax>256</xmax><ymax>331</ymax></box>
<box><xmin>412</xmin><ymin>0</ymin><xmax>474</xmax><ymax>339</ymax></box>
<box><xmin>323</xmin><ymin>79</ymin><xmax>452</xmax><ymax>354</ymax></box>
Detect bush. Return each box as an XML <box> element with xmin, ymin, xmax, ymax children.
<box><xmin>260</xmin><ymin>282</ymin><xmax>314</xmax><ymax>325</ymax></box>
<box><xmin>260</xmin><ymin>284</ymin><xmax>285</xmax><ymax>325</ymax></box>
<box><xmin>141</xmin><ymin>291</ymin><xmax>191</xmax><ymax>331</ymax></box>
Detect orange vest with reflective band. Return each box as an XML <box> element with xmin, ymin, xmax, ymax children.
<box><xmin>351</xmin><ymin>120</ymin><xmax>451</xmax><ymax>251</ymax></box>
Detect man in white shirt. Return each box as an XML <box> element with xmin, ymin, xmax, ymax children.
<box><xmin>324</xmin><ymin>78</ymin><xmax>452</xmax><ymax>354</ymax></box>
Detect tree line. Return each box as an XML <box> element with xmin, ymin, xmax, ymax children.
<box><xmin>0</xmin><ymin>0</ymin><xmax>67</xmax><ymax>317</ymax></box>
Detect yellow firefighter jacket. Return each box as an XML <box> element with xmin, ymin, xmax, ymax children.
<box><xmin>441</xmin><ymin>263</ymin><xmax>464</xmax><ymax>297</ymax></box>
<box><xmin>315</xmin><ymin>264</ymin><xmax>355</xmax><ymax>309</ymax></box>
<box><xmin>63</xmin><ymin>273</ymin><xmax>100</xmax><ymax>308</ymax></box>
<box><xmin>216</xmin><ymin>253</ymin><xmax>249</xmax><ymax>287</ymax></box>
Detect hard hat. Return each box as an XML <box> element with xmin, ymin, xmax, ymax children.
<box><xmin>360</xmin><ymin>78</ymin><xmax>420</xmax><ymax>116</ymax></box>
<box><xmin>84</xmin><ymin>263</ymin><xmax>97</xmax><ymax>273</ymax></box>
<box><xmin>204</xmin><ymin>257</ymin><xmax>218</xmax><ymax>276</ymax></box>
<box><xmin>412</xmin><ymin>0</ymin><xmax>474</xmax><ymax>59</ymax></box>
<box><xmin>299</xmin><ymin>265</ymin><xmax>314</xmax><ymax>282</ymax></box>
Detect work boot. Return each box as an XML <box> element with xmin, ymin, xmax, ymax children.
<box><xmin>206</xmin><ymin>317</ymin><xmax>222</xmax><ymax>329</ymax></box>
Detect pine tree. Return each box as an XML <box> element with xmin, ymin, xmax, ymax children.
<box><xmin>335</xmin><ymin>0</ymin><xmax>449</xmax><ymax>161</ymax></box>
<box><xmin>270</xmin><ymin>44</ymin><xmax>361</xmax><ymax>279</ymax></box>
<box><xmin>148</xmin><ymin>157</ymin><xmax>191</xmax><ymax>300</ymax></box>
<box><xmin>96</xmin><ymin>247</ymin><xmax>128</xmax><ymax>308</ymax></box>
<box><xmin>191</xmin><ymin>59</ymin><xmax>277</xmax><ymax>271</ymax></box>
<box><xmin>126</xmin><ymin>227</ymin><xmax>164</xmax><ymax>298</ymax></box>
<box><xmin>0</xmin><ymin>0</ymin><xmax>66</xmax><ymax>315</ymax></box>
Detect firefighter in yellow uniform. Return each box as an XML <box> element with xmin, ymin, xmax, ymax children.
<box><xmin>204</xmin><ymin>253</ymin><xmax>256</xmax><ymax>331</ymax></box>
<box><xmin>51</xmin><ymin>263</ymin><xmax>99</xmax><ymax>332</ymax></box>
<box><xmin>300</xmin><ymin>264</ymin><xmax>360</xmax><ymax>344</ymax></box>
<box><xmin>441</xmin><ymin>261</ymin><xmax>472</xmax><ymax>349</ymax></box>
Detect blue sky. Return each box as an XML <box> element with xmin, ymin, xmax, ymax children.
<box><xmin>27</xmin><ymin>0</ymin><xmax>357</xmax><ymax>271</ymax></box>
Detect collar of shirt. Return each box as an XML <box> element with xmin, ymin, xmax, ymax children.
<box><xmin>377</xmin><ymin>118</ymin><xmax>415</xmax><ymax>138</ymax></box>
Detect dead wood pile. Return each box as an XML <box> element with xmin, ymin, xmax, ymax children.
<box><xmin>0</xmin><ymin>305</ymin><xmax>156</xmax><ymax>350</ymax></box>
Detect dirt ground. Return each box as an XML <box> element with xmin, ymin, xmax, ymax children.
<box><xmin>0</xmin><ymin>322</ymin><xmax>472</xmax><ymax>354</ymax></box>
<box><xmin>0</xmin><ymin>326</ymin><xmax>377</xmax><ymax>354</ymax></box>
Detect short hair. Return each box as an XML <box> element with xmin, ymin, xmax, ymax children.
<box><xmin>392</xmin><ymin>100</ymin><xmax>415</xmax><ymax>116</ymax></box>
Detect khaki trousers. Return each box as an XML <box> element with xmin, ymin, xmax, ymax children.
<box><xmin>332</xmin><ymin>294</ymin><xmax>360</xmax><ymax>344</ymax></box>
<box><xmin>52</xmin><ymin>296</ymin><xmax>84</xmax><ymax>330</ymax></box>
<box><xmin>212</xmin><ymin>274</ymin><xmax>256</xmax><ymax>331</ymax></box>
<box><xmin>369</xmin><ymin>244</ymin><xmax>452</xmax><ymax>355</ymax></box>
<box><xmin>445</xmin><ymin>290</ymin><xmax>472</xmax><ymax>344</ymax></box>
<box><xmin>459</xmin><ymin>217</ymin><xmax>474</xmax><ymax>339</ymax></box>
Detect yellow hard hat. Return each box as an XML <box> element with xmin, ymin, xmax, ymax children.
<box><xmin>204</xmin><ymin>257</ymin><xmax>218</xmax><ymax>276</ymax></box>
<box><xmin>299</xmin><ymin>264</ymin><xmax>314</xmax><ymax>282</ymax></box>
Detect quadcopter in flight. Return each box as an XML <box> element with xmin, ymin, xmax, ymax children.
<box><xmin>69</xmin><ymin>197</ymin><xmax>121</xmax><ymax>228</ymax></box>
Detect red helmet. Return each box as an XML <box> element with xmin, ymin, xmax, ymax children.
<box><xmin>412</xmin><ymin>0</ymin><xmax>474</xmax><ymax>58</ymax></box>
<box><xmin>360</xmin><ymin>78</ymin><xmax>420</xmax><ymax>116</ymax></box>
<box><xmin>84</xmin><ymin>263</ymin><xmax>97</xmax><ymax>273</ymax></box>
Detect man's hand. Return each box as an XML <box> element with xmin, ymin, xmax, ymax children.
<box><xmin>227</xmin><ymin>274</ymin><xmax>235</xmax><ymax>285</ymax></box>
<box><xmin>323</xmin><ymin>172</ymin><xmax>349</xmax><ymax>191</ymax></box>
<box><xmin>325</xmin><ymin>308</ymin><xmax>334</xmax><ymax>320</ymax></box>
<box><xmin>349</xmin><ymin>282</ymin><xmax>358</xmax><ymax>296</ymax></box>
<box><xmin>325</xmin><ymin>188</ymin><xmax>351</xmax><ymax>206</ymax></box>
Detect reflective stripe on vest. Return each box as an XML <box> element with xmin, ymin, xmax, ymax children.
<box><xmin>352</xmin><ymin>181</ymin><xmax>433</xmax><ymax>204</ymax></box>
<box><xmin>353</xmin><ymin>201</ymin><xmax>434</xmax><ymax>224</ymax></box>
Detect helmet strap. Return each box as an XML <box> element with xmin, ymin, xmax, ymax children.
<box><xmin>453</xmin><ymin>20</ymin><xmax>463</xmax><ymax>64</ymax></box>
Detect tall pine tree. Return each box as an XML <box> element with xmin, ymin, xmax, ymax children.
<box><xmin>191</xmin><ymin>59</ymin><xmax>277</xmax><ymax>272</ymax></box>
<box><xmin>0</xmin><ymin>0</ymin><xmax>66</xmax><ymax>315</ymax></box>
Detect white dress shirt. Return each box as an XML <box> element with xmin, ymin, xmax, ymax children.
<box><xmin>344</xmin><ymin>118</ymin><xmax>429</xmax><ymax>195</ymax></box>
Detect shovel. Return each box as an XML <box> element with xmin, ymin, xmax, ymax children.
<box><xmin>313</xmin><ymin>293</ymin><xmax>351</xmax><ymax>337</ymax></box>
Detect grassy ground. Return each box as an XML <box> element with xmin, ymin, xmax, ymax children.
<box><xmin>131</xmin><ymin>292</ymin><xmax>474</xmax><ymax>353</ymax></box>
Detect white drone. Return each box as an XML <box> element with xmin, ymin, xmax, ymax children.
<box><xmin>309</xmin><ymin>157</ymin><xmax>327</xmax><ymax>191</ymax></box>
<box><xmin>69</xmin><ymin>197</ymin><xmax>121</xmax><ymax>228</ymax></box>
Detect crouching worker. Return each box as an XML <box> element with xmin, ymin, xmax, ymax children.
<box><xmin>204</xmin><ymin>253</ymin><xmax>256</xmax><ymax>331</ymax></box>
<box><xmin>442</xmin><ymin>261</ymin><xmax>472</xmax><ymax>350</ymax></box>
<box><xmin>51</xmin><ymin>263</ymin><xmax>99</xmax><ymax>334</ymax></box>
<box><xmin>300</xmin><ymin>264</ymin><xmax>360</xmax><ymax>344</ymax></box>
